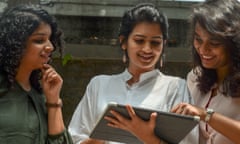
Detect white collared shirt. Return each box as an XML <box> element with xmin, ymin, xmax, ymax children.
<box><xmin>69</xmin><ymin>69</ymin><xmax>192</xmax><ymax>144</ymax></box>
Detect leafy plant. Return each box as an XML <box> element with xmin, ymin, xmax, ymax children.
<box><xmin>62</xmin><ymin>53</ymin><xmax>72</xmax><ymax>66</ymax></box>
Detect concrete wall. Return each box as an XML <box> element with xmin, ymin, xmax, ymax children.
<box><xmin>41</xmin><ymin>0</ymin><xmax>195</xmax><ymax>19</ymax></box>
<box><xmin>55</xmin><ymin>15</ymin><xmax>191</xmax><ymax>62</ymax></box>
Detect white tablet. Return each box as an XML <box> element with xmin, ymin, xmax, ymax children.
<box><xmin>90</xmin><ymin>102</ymin><xmax>200</xmax><ymax>144</ymax></box>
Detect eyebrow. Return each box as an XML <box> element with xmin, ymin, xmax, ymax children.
<box><xmin>194</xmin><ymin>32</ymin><xmax>222</xmax><ymax>41</ymax></box>
<box><xmin>32</xmin><ymin>32</ymin><xmax>48</xmax><ymax>36</ymax></box>
<box><xmin>134</xmin><ymin>34</ymin><xmax>163</xmax><ymax>39</ymax></box>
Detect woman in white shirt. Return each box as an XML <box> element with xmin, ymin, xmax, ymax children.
<box><xmin>68</xmin><ymin>3</ymin><xmax>192</xmax><ymax>144</ymax></box>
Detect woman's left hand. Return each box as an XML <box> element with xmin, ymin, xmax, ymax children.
<box><xmin>41</xmin><ymin>64</ymin><xmax>63</xmax><ymax>103</ymax></box>
<box><xmin>104</xmin><ymin>104</ymin><xmax>161</xmax><ymax>144</ymax></box>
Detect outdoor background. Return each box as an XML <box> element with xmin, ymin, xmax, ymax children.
<box><xmin>0</xmin><ymin>0</ymin><xmax>202</xmax><ymax>125</ymax></box>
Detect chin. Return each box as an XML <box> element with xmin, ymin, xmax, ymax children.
<box><xmin>202</xmin><ymin>64</ymin><xmax>215</xmax><ymax>69</ymax></box>
<box><xmin>34</xmin><ymin>64</ymin><xmax>44</xmax><ymax>70</ymax></box>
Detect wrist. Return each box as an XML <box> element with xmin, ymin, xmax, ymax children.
<box><xmin>204</xmin><ymin>108</ymin><xmax>214</xmax><ymax>123</ymax></box>
<box><xmin>144</xmin><ymin>135</ymin><xmax>162</xmax><ymax>144</ymax></box>
<box><xmin>46</xmin><ymin>98</ymin><xmax>63</xmax><ymax>108</ymax></box>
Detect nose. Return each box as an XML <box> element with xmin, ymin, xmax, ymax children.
<box><xmin>44</xmin><ymin>46</ymin><xmax>53</xmax><ymax>53</ymax></box>
<box><xmin>142</xmin><ymin>43</ymin><xmax>152</xmax><ymax>53</ymax></box>
<box><xmin>44</xmin><ymin>41</ymin><xmax>54</xmax><ymax>52</ymax></box>
<box><xmin>197</xmin><ymin>43</ymin><xmax>210</xmax><ymax>54</ymax></box>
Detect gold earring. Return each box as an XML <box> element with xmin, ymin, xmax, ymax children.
<box><xmin>160</xmin><ymin>58</ymin><xmax>163</xmax><ymax>68</ymax></box>
<box><xmin>160</xmin><ymin>54</ymin><xmax>165</xmax><ymax>68</ymax></box>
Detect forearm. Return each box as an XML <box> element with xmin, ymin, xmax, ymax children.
<box><xmin>47</xmin><ymin>102</ymin><xmax>65</xmax><ymax>135</ymax></box>
<box><xmin>80</xmin><ymin>139</ymin><xmax>104</xmax><ymax>144</ymax></box>
<box><xmin>144</xmin><ymin>139</ymin><xmax>162</xmax><ymax>144</ymax></box>
<box><xmin>143</xmin><ymin>135</ymin><xmax>162</xmax><ymax>144</ymax></box>
<box><xmin>208</xmin><ymin>112</ymin><xmax>240</xmax><ymax>143</ymax></box>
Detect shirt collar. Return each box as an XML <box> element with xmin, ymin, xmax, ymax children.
<box><xmin>121</xmin><ymin>69</ymin><xmax>160</xmax><ymax>83</ymax></box>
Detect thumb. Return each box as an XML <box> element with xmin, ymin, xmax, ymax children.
<box><xmin>149</xmin><ymin>112</ymin><xmax>157</xmax><ymax>127</ymax></box>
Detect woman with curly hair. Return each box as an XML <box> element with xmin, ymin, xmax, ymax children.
<box><xmin>172</xmin><ymin>0</ymin><xmax>240</xmax><ymax>143</ymax></box>
<box><xmin>0</xmin><ymin>4</ymin><xmax>72</xmax><ymax>144</ymax></box>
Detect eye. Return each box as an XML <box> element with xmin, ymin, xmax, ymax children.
<box><xmin>135</xmin><ymin>39</ymin><xmax>144</xmax><ymax>44</ymax></box>
<box><xmin>209</xmin><ymin>40</ymin><xmax>222</xmax><ymax>47</ymax></box>
<box><xmin>194</xmin><ymin>36</ymin><xmax>202</xmax><ymax>44</ymax></box>
<box><xmin>33</xmin><ymin>39</ymin><xmax>45</xmax><ymax>44</ymax></box>
<box><xmin>151</xmin><ymin>41</ymin><xmax>161</xmax><ymax>47</ymax></box>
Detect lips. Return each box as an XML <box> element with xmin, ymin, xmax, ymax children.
<box><xmin>139</xmin><ymin>54</ymin><xmax>154</xmax><ymax>62</ymax></box>
<box><xmin>200</xmin><ymin>54</ymin><xmax>216</xmax><ymax>67</ymax></box>
<box><xmin>40</xmin><ymin>53</ymin><xmax>51</xmax><ymax>63</ymax></box>
<box><xmin>202</xmin><ymin>55</ymin><xmax>214</xmax><ymax>60</ymax></box>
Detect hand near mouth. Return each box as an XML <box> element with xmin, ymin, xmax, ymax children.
<box><xmin>41</xmin><ymin>63</ymin><xmax>63</xmax><ymax>103</ymax></box>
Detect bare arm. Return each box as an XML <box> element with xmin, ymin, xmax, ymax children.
<box><xmin>171</xmin><ymin>103</ymin><xmax>240</xmax><ymax>143</ymax></box>
<box><xmin>208</xmin><ymin>112</ymin><xmax>240</xmax><ymax>143</ymax></box>
<box><xmin>80</xmin><ymin>139</ymin><xmax>104</xmax><ymax>144</ymax></box>
<box><xmin>41</xmin><ymin>64</ymin><xmax>65</xmax><ymax>134</ymax></box>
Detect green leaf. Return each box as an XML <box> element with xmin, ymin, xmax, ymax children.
<box><xmin>62</xmin><ymin>54</ymin><xmax>72</xmax><ymax>66</ymax></box>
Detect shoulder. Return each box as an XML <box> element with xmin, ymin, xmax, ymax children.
<box><xmin>90</xmin><ymin>73</ymin><xmax>122</xmax><ymax>82</ymax></box>
<box><xmin>160</xmin><ymin>72</ymin><xmax>186</xmax><ymax>84</ymax></box>
<box><xmin>186</xmin><ymin>69</ymin><xmax>198</xmax><ymax>84</ymax></box>
<box><xmin>154</xmin><ymin>72</ymin><xmax>187</xmax><ymax>92</ymax></box>
<box><xmin>186</xmin><ymin>69</ymin><xmax>201</xmax><ymax>95</ymax></box>
<box><xmin>88</xmin><ymin>72</ymin><xmax>123</xmax><ymax>86</ymax></box>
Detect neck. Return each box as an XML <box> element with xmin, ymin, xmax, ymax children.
<box><xmin>15</xmin><ymin>67</ymin><xmax>32</xmax><ymax>91</ymax></box>
<box><xmin>216</xmin><ymin>65</ymin><xmax>229</xmax><ymax>85</ymax></box>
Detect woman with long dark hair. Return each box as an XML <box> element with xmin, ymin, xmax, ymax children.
<box><xmin>172</xmin><ymin>0</ymin><xmax>240</xmax><ymax>143</ymax></box>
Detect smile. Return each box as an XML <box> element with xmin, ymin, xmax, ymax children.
<box><xmin>201</xmin><ymin>55</ymin><xmax>214</xmax><ymax>60</ymax></box>
<box><xmin>139</xmin><ymin>54</ymin><xmax>154</xmax><ymax>62</ymax></box>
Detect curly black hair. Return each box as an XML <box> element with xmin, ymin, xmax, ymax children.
<box><xmin>0</xmin><ymin>4</ymin><xmax>64</xmax><ymax>92</ymax></box>
<box><xmin>189</xmin><ymin>0</ymin><xmax>240</xmax><ymax>97</ymax></box>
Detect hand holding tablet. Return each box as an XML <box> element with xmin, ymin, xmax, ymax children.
<box><xmin>90</xmin><ymin>102</ymin><xmax>200</xmax><ymax>144</ymax></box>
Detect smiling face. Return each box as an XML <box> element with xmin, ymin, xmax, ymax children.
<box><xmin>193</xmin><ymin>22</ymin><xmax>230</xmax><ymax>70</ymax></box>
<box><xmin>19</xmin><ymin>22</ymin><xmax>54</xmax><ymax>71</ymax></box>
<box><xmin>121</xmin><ymin>22</ymin><xmax>164</xmax><ymax>75</ymax></box>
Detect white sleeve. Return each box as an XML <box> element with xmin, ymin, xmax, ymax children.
<box><xmin>180</xmin><ymin>70</ymin><xmax>199</xmax><ymax>144</ymax></box>
<box><xmin>180</xmin><ymin>78</ymin><xmax>192</xmax><ymax>103</ymax></box>
<box><xmin>174</xmin><ymin>78</ymin><xmax>193</xmax><ymax>106</ymax></box>
<box><xmin>68</xmin><ymin>78</ymin><xmax>98</xmax><ymax>144</ymax></box>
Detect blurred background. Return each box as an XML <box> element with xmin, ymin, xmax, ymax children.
<box><xmin>0</xmin><ymin>0</ymin><xmax>204</xmax><ymax>125</ymax></box>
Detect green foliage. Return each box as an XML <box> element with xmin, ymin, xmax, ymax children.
<box><xmin>62</xmin><ymin>53</ymin><xmax>72</xmax><ymax>66</ymax></box>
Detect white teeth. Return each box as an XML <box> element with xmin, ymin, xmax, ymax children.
<box><xmin>202</xmin><ymin>55</ymin><xmax>213</xmax><ymax>59</ymax></box>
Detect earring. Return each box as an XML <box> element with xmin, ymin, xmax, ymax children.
<box><xmin>160</xmin><ymin>54</ymin><xmax>165</xmax><ymax>68</ymax></box>
<box><xmin>160</xmin><ymin>58</ymin><xmax>163</xmax><ymax>68</ymax></box>
<box><xmin>122</xmin><ymin>52</ymin><xmax>127</xmax><ymax>63</ymax></box>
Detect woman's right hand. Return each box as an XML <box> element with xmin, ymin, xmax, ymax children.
<box><xmin>104</xmin><ymin>105</ymin><xmax>162</xmax><ymax>144</ymax></box>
